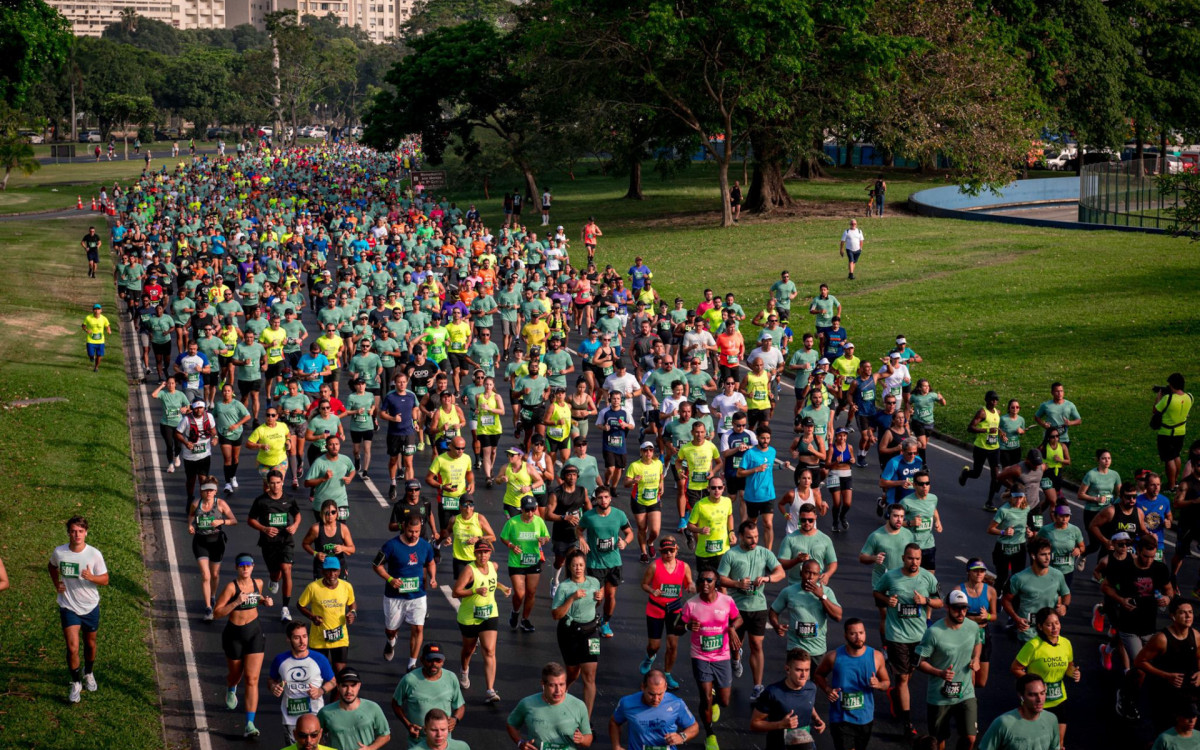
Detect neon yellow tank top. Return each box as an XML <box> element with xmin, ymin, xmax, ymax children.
<box><xmin>452</xmin><ymin>513</ymin><xmax>484</xmax><ymax>562</ymax></box>
<box><xmin>456</xmin><ymin>562</ymin><xmax>498</xmax><ymax>625</ymax></box>
<box><xmin>746</xmin><ymin>371</ymin><xmax>771</xmax><ymax>409</ymax></box>
<box><xmin>974</xmin><ymin>407</ymin><xmax>1000</xmax><ymax>451</ymax></box>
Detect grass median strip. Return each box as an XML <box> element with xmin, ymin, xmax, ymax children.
<box><xmin>0</xmin><ymin>217</ymin><xmax>162</xmax><ymax>747</ymax></box>
<box><xmin>1</xmin><ymin>161</ymin><xmax>151</xmax><ymax>215</ymax></box>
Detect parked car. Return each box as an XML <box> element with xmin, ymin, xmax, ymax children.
<box><xmin>1045</xmin><ymin>150</ymin><xmax>1076</xmax><ymax>170</ymax></box>
<box><xmin>78</xmin><ymin>130</ymin><xmax>101</xmax><ymax>143</ymax></box>
<box><xmin>310</xmin><ymin>126</ymin><xmax>328</xmax><ymax>139</ymax></box>
<box><xmin>19</xmin><ymin>130</ymin><xmax>44</xmax><ymax>144</ymax></box>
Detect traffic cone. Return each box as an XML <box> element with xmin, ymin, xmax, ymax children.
<box><xmin>91</xmin><ymin>197</ymin><xmax>98</xmax><ymax>211</ymax></box>
<box><xmin>76</xmin><ymin>195</ymin><xmax>83</xmax><ymax>210</ymax></box>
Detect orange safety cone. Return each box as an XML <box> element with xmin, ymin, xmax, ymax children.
<box><xmin>91</xmin><ymin>197</ymin><xmax>98</xmax><ymax>211</ymax></box>
<box><xmin>76</xmin><ymin>195</ymin><xmax>83</xmax><ymax>210</ymax></box>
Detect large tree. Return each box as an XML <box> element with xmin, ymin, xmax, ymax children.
<box><xmin>364</xmin><ymin>20</ymin><xmax>546</xmax><ymax>199</ymax></box>
<box><xmin>0</xmin><ymin>0</ymin><xmax>72</xmax><ymax>109</ymax></box>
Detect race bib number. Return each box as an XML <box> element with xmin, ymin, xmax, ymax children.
<box><xmin>519</xmin><ymin>408</ymin><xmax>533</xmax><ymax>422</ymax></box>
<box><xmin>520</xmin><ymin>552</ymin><xmax>539</xmax><ymax>566</ymax></box>
<box><xmin>753</xmin><ymin>389</ymin><xmax>767</xmax><ymax>401</ymax></box>
<box><xmin>596</xmin><ymin>537</ymin><xmax>615</xmax><ymax>552</ymax></box>
<box><xmin>1001</xmin><ymin>541</ymin><xmax>1023</xmax><ymax>555</ymax></box>
<box><xmin>783</xmin><ymin>727</ymin><xmax>814</xmax><ymax>747</ymax></box>
<box><xmin>415</xmin><ymin>386</ymin><xmax>428</xmax><ymax>396</ymax></box>
<box><xmin>725</xmin><ymin>354</ymin><xmax>737</xmax><ymax>365</ymax></box>
<box><xmin>193</xmin><ymin>441</ymin><xmax>211</xmax><ymax>458</ymax></box>
<box><xmin>286</xmin><ymin>696</ymin><xmax>311</xmax><ymax>716</ymax></box>
<box><xmin>337</xmin><ymin>506</ymin><xmax>350</xmax><ymax>521</ymax></box>
<box><xmin>89</xmin><ymin>332</ymin><xmax>103</xmax><ymax>341</ymax></box>
<box><xmin>941</xmin><ymin>681</ymin><xmax>963</xmax><ymax>699</ymax></box>
<box><xmin>841</xmin><ymin>691</ymin><xmax>865</xmax><ymax>710</ymax></box>
<box><xmin>547</xmin><ymin>426</ymin><xmax>565</xmax><ymax>440</ymax></box>
<box><xmin>640</xmin><ymin>487</ymin><xmax>658</xmax><ymax>503</ymax></box>
<box><xmin>397</xmin><ymin>576</ymin><xmax>420</xmax><ymax>593</ymax></box>
<box><xmin>700</xmin><ymin>634</ymin><xmax>724</xmax><ymax>652</ymax></box>
<box><xmin>690</xmin><ymin>470</ymin><xmax>708</xmax><ymax>484</ymax></box>
<box><xmin>473</xmin><ymin>604</ymin><xmax>494</xmax><ymax>620</ymax></box>
<box><xmin>322</xmin><ymin>625</ymin><xmax>344</xmax><ymax>642</ymax></box>
<box><xmin>794</xmin><ymin>621</ymin><xmax>817</xmax><ymax>636</ymax></box>
<box><xmin>705</xmin><ymin>539</ymin><xmax>724</xmax><ymax>554</ymax></box>
<box><xmin>59</xmin><ymin>562</ymin><xmax>80</xmax><ymax>578</ymax></box>
<box><xmin>480</xmin><ymin>414</ymin><xmax>496</xmax><ymax>427</ymax></box>
<box><xmin>442</xmin><ymin>495</ymin><xmax>460</xmax><ymax>511</ymax></box>
<box><xmin>268</xmin><ymin>512</ymin><xmax>289</xmax><ymax>527</ymax></box>
<box><xmin>986</xmin><ymin>428</ymin><xmax>998</xmax><ymax>446</ymax></box>
<box><xmin>1045</xmin><ymin>680</ymin><xmax>1064</xmax><ymax>702</ymax></box>
<box><xmin>1098</xmin><ymin>495</ymin><xmax>1112</xmax><ymax>507</ymax></box>
<box><xmin>587</xmin><ymin>637</ymin><xmax>600</xmax><ymax>655</ymax></box>
<box><xmin>607</xmin><ymin>433</ymin><xmax>623</xmax><ymax>448</ymax></box>
<box><xmin>723</xmin><ymin>414</ymin><xmax>733</xmax><ymax>431</ymax></box>
<box><xmin>659</xmin><ymin>583</ymin><xmax>681</xmax><ymax>598</ymax></box>
<box><xmin>187</xmin><ymin>373</ymin><xmax>201</xmax><ymax>388</ymax></box>
<box><xmin>915</xmin><ymin>517</ymin><xmax>933</xmax><ymax>533</ymax></box>
<box><xmin>898</xmin><ymin>603</ymin><xmax>920</xmax><ymax>618</ymax></box>
<box><xmin>270</xmin><ymin>347</ymin><xmax>282</xmax><ymax>358</ymax></box>
<box><xmin>826</xmin><ymin>474</ymin><xmax>840</xmax><ymax>489</ymax></box>
<box><xmin>1040</xmin><ymin>477</ymin><xmax>1054</xmax><ymax>490</ymax></box>
<box><xmin>197</xmin><ymin>516</ymin><xmax>214</xmax><ymax>530</ymax></box>
<box><xmin>1052</xmin><ymin>554</ymin><xmax>1071</xmax><ymax>567</ymax></box>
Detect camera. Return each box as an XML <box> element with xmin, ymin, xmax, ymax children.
<box><xmin>1152</xmin><ymin>385</ymin><xmax>1170</xmax><ymax>395</ymax></box>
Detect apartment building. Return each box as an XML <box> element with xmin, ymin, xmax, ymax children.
<box><xmin>48</xmin><ymin>0</ymin><xmax>226</xmax><ymax>35</ymax></box>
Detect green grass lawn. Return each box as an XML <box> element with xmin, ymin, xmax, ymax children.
<box><xmin>0</xmin><ymin>218</ymin><xmax>161</xmax><ymax>747</ymax></box>
<box><xmin>1</xmin><ymin>160</ymin><xmax>149</xmax><ymax>215</ymax></box>
<box><xmin>429</xmin><ymin>159</ymin><xmax>1186</xmax><ymax>483</ymax></box>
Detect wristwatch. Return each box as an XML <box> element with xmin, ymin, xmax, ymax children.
<box><xmin>820</xmin><ymin>592</ymin><xmax>828</xmax><ymax>601</ymax></box>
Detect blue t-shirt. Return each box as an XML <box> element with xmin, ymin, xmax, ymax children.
<box><xmin>601</xmin><ymin>408</ymin><xmax>629</xmax><ymax>455</ymax></box>
<box><xmin>268</xmin><ymin>649</ymin><xmax>334</xmax><ymax>688</ymax></box>
<box><xmin>824</xmin><ymin>328</ymin><xmax>847</xmax><ymax>359</ymax></box>
<box><xmin>1137</xmin><ymin>493</ymin><xmax>1171</xmax><ymax>551</ymax></box>
<box><xmin>881</xmin><ymin>455</ymin><xmax>924</xmax><ymax>504</ymax></box>
<box><xmin>577</xmin><ymin>338</ymin><xmax>602</xmax><ymax>363</ymax></box>
<box><xmin>377</xmin><ymin>536</ymin><xmax>434</xmax><ymax>600</ymax></box>
<box><xmin>296</xmin><ymin>353</ymin><xmax>330</xmax><ymax>394</ymax></box>
<box><xmin>628</xmin><ymin>264</ymin><xmax>652</xmax><ymax>291</ymax></box>
<box><xmin>381</xmin><ymin>390</ymin><xmax>418</xmax><ymax>435</ymax></box>
<box><xmin>612</xmin><ymin>691</ymin><xmax>696</xmax><ymax>750</ymax></box>
<box><xmin>752</xmin><ymin>680</ymin><xmax>818</xmax><ymax>750</ymax></box>
<box><xmin>742</xmin><ymin>446</ymin><xmax>777</xmax><ymax>504</ymax></box>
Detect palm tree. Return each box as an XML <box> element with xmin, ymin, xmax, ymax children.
<box><xmin>0</xmin><ymin>133</ymin><xmax>39</xmax><ymax>190</ymax></box>
<box><xmin>119</xmin><ymin>7</ymin><xmax>138</xmax><ymax>34</ymax></box>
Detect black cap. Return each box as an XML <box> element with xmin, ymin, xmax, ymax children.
<box><xmin>420</xmin><ymin>642</ymin><xmax>446</xmax><ymax>662</ymax></box>
<box><xmin>337</xmin><ymin>667</ymin><xmax>361</xmax><ymax>684</ymax></box>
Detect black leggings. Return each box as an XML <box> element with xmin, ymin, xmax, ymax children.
<box><xmin>160</xmin><ymin>423</ymin><xmax>181</xmax><ymax>462</ymax></box>
<box><xmin>992</xmin><ymin>542</ymin><xmax>1027</xmax><ymax>595</ymax></box>
<box><xmin>965</xmin><ymin>446</ymin><xmax>1000</xmax><ymax>501</ymax></box>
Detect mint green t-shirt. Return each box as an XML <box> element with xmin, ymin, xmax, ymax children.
<box><xmin>875</xmin><ymin>567</ymin><xmax>940</xmax><ymax>644</ymax></box>
<box><xmin>718</xmin><ymin>544</ymin><xmax>781</xmax><ymax>611</ymax></box>
<box><xmin>771</xmin><ymin>582</ymin><xmax>840</xmax><ymax>656</ymax></box>
<box><xmin>916</xmin><ymin>619</ymin><xmax>982</xmax><ymax>705</ymax></box>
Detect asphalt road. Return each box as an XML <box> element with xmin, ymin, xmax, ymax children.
<box><xmin>113</xmin><ymin>271</ymin><xmax>1169</xmax><ymax>750</ymax></box>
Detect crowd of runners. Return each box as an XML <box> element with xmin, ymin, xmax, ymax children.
<box><xmin>52</xmin><ymin>142</ymin><xmax>1200</xmax><ymax>750</ymax></box>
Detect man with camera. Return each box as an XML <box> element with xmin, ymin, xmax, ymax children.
<box><xmin>1152</xmin><ymin>373</ymin><xmax>1193</xmax><ymax>491</ymax></box>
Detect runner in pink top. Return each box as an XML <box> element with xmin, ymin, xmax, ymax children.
<box><xmin>681</xmin><ymin>571</ymin><xmax>742</xmax><ymax>748</ymax></box>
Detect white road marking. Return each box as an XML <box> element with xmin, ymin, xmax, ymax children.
<box><xmin>126</xmin><ymin>318</ymin><xmax>213</xmax><ymax>750</ymax></box>
<box><xmin>440</xmin><ymin>584</ymin><xmax>460</xmax><ymax>611</ymax></box>
<box><xmin>361</xmin><ymin>476</ymin><xmax>390</xmax><ymax>508</ymax></box>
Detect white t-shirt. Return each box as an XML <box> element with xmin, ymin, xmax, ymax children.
<box><xmin>682</xmin><ymin>330</ymin><xmax>716</xmax><ymax>370</ymax></box>
<box><xmin>541</xmin><ymin>191</ymin><xmax>552</xmax><ymax>209</ymax></box>
<box><xmin>711</xmin><ymin>392</ymin><xmax>748</xmax><ymax>434</ymax></box>
<box><xmin>883</xmin><ymin>363</ymin><xmax>911</xmax><ymax>397</ymax></box>
<box><xmin>747</xmin><ymin>346</ymin><xmax>784</xmax><ymax>373</ymax></box>
<box><xmin>176</xmin><ymin>412</ymin><xmax>217</xmax><ymax>461</ymax></box>
<box><xmin>602</xmin><ymin>372</ymin><xmax>641</xmax><ymax>401</ymax></box>
<box><xmin>51</xmin><ymin>543</ymin><xmax>107</xmax><ymax>614</ymax></box>
<box><xmin>842</xmin><ymin>228</ymin><xmax>864</xmax><ymax>252</ymax></box>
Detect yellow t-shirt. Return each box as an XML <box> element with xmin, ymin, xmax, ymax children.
<box><xmin>316</xmin><ymin>334</ymin><xmax>343</xmax><ymax>369</ymax></box>
<box><xmin>688</xmin><ymin>497</ymin><xmax>733</xmax><ymax>558</ymax></box>
<box><xmin>248</xmin><ymin>422</ymin><xmax>291</xmax><ymax>466</ymax></box>
<box><xmin>831</xmin><ymin>355</ymin><xmax>861</xmax><ymax>392</ymax></box>
<box><xmin>678</xmin><ymin>440</ymin><xmax>721</xmax><ymax>490</ymax></box>
<box><xmin>83</xmin><ymin>314</ymin><xmax>110</xmax><ymax>344</ymax></box>
<box><xmin>297</xmin><ymin>578</ymin><xmax>355</xmax><ymax>649</ymax></box>
<box><xmin>259</xmin><ymin>327</ymin><xmax>288</xmax><ymax>364</ymax></box>
<box><xmin>522</xmin><ymin>320</ymin><xmax>549</xmax><ymax>351</ymax></box>
<box><xmin>446</xmin><ymin>320</ymin><xmax>471</xmax><ymax>353</ymax></box>
<box><xmin>626</xmin><ymin>459</ymin><xmax>664</xmax><ymax>505</ymax></box>
<box><xmin>431</xmin><ymin>452</ymin><xmax>472</xmax><ymax>499</ymax></box>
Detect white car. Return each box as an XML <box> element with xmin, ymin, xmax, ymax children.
<box><xmin>310</xmin><ymin>127</ymin><xmax>328</xmax><ymax>139</ymax></box>
<box><xmin>1045</xmin><ymin>150</ymin><xmax>1075</xmax><ymax>170</ymax></box>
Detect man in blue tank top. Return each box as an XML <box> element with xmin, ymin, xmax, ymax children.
<box><xmin>813</xmin><ymin>618</ymin><xmax>890</xmax><ymax>750</ymax></box>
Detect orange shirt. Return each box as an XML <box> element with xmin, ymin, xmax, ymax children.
<box><xmin>716</xmin><ymin>332</ymin><xmax>744</xmax><ymax>368</ymax></box>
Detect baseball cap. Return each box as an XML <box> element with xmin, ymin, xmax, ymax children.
<box><xmin>1112</xmin><ymin>531</ymin><xmax>1132</xmax><ymax>542</ymax></box>
<box><xmin>800</xmin><ymin>417</ymin><xmax>815</xmax><ymax>427</ymax></box>
<box><xmin>966</xmin><ymin>558</ymin><xmax>988</xmax><ymax>571</ymax></box>
<box><xmin>843</xmin><ymin>342</ymin><xmax>855</xmax><ymax>349</ymax></box>
<box><xmin>406</xmin><ymin>479</ymin><xmax>421</xmax><ymax>490</ymax></box>
<box><xmin>889</xmin><ymin>351</ymin><xmax>902</xmax><ymax>359</ymax></box>
<box><xmin>93</xmin><ymin>303</ymin><xmax>103</xmax><ymax>309</ymax></box>
<box><xmin>191</xmin><ymin>400</ymin><xmax>206</xmax><ymax>409</ymax></box>
<box><xmin>420</xmin><ymin>642</ymin><xmax>446</xmax><ymax>662</ymax></box>
<box><xmin>506</xmin><ymin>446</ymin><xmax>524</xmax><ymax>456</ymax></box>
<box><xmin>759</xmin><ymin>332</ymin><xmax>771</xmax><ymax>341</ymax></box>
<box><xmin>474</xmin><ymin>539</ymin><xmax>493</xmax><ymax>551</ymax></box>
<box><xmin>322</xmin><ymin>557</ymin><xmax>341</xmax><ymax>570</ymax></box>
<box><xmin>562</xmin><ymin>464</ymin><xmax>579</xmax><ymax>476</ymax></box>
<box><xmin>948</xmin><ymin>590</ymin><xmax>970</xmax><ymax>607</ymax></box>
<box><xmin>817</xmin><ymin>357</ymin><xmax>830</xmax><ymax>366</ymax></box>
<box><xmin>520</xmin><ymin>495</ymin><xmax>538</xmax><ymax>511</ymax></box>
<box><xmin>1055</xmin><ymin>505</ymin><xmax>1072</xmax><ymax>516</ymax></box>
<box><xmin>1027</xmin><ymin>448</ymin><xmax>1044</xmax><ymax>464</ymax></box>
<box><xmin>835</xmin><ymin>426</ymin><xmax>849</xmax><ymax>434</ymax></box>
<box><xmin>896</xmin><ymin>336</ymin><xmax>907</xmax><ymax>344</ymax></box>
<box><xmin>640</xmin><ymin>441</ymin><xmax>656</xmax><ymax>450</ymax></box>
<box><xmin>336</xmin><ymin>667</ymin><xmax>361</xmax><ymax>684</ymax></box>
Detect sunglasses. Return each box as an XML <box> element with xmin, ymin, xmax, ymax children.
<box><xmin>708</xmin><ymin>486</ymin><xmax>725</xmax><ymax>491</ymax></box>
<box><xmin>660</xmin><ymin>546</ymin><xmax>677</xmax><ymax>553</ymax></box>
<box><xmin>800</xmin><ymin>517</ymin><xmax>817</xmax><ymax>523</ymax></box>
<box><xmin>295</xmin><ymin>731</ymin><xmax>321</xmax><ymax>738</ymax></box>
<box><xmin>699</xmin><ymin>577</ymin><xmax>717</xmax><ymax>584</ymax></box>
<box><xmin>915</xmin><ymin>481</ymin><xmax>930</xmax><ymax>486</ymax></box>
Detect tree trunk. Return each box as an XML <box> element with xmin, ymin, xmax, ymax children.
<box><xmin>881</xmin><ymin>145</ymin><xmax>895</xmax><ymax>167</ymax></box>
<box><xmin>717</xmin><ymin>155</ymin><xmax>733</xmax><ymax>227</ymax></box>
<box><xmin>519</xmin><ymin>161</ymin><xmax>539</xmax><ymax>208</ymax></box>
<box><xmin>1161</xmin><ymin>130</ymin><xmax>1168</xmax><ymax>175</ymax></box>
<box><xmin>2</xmin><ymin>167</ymin><xmax>11</xmax><ymax>191</ymax></box>
<box><xmin>1134</xmin><ymin>121</ymin><xmax>1144</xmax><ymax>172</ymax></box>
<box><xmin>793</xmin><ymin>154</ymin><xmax>827</xmax><ymax>179</ymax></box>
<box><xmin>842</xmin><ymin>138</ymin><xmax>854</xmax><ymax>168</ymax></box>
<box><xmin>624</xmin><ymin>159</ymin><xmax>644</xmax><ymax>200</ymax></box>
<box><xmin>70</xmin><ymin>87</ymin><xmax>77</xmax><ymax>143</ymax></box>
<box><xmin>744</xmin><ymin>129</ymin><xmax>795</xmax><ymax>214</ymax></box>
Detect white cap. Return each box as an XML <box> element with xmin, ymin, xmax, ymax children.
<box><xmin>817</xmin><ymin>357</ymin><xmax>830</xmax><ymax>365</ymax></box>
<box><xmin>948</xmin><ymin>590</ymin><xmax>970</xmax><ymax>607</ymax></box>
<box><xmin>844</xmin><ymin>342</ymin><xmax>855</xmax><ymax>349</ymax></box>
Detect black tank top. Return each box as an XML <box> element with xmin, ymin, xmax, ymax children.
<box><xmin>234</xmin><ymin>577</ymin><xmax>261</xmax><ymax>611</ymax></box>
<box><xmin>1108</xmin><ymin>505</ymin><xmax>1141</xmax><ymax>538</ymax></box>
<box><xmin>315</xmin><ymin>521</ymin><xmax>347</xmax><ymax>558</ymax></box>
<box><xmin>1152</xmin><ymin>627</ymin><xmax>1198</xmax><ymax>689</ymax></box>
<box><xmin>552</xmin><ymin>485</ymin><xmax>588</xmax><ymax>542</ymax></box>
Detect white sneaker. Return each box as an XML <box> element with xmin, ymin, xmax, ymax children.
<box><xmin>732</xmin><ymin>656</ymin><xmax>744</xmax><ymax>679</ymax></box>
<box><xmin>69</xmin><ymin>682</ymin><xmax>82</xmax><ymax>703</ymax></box>
<box><xmin>166</xmin><ymin>463</ymin><xmax>175</xmax><ymax>473</ymax></box>
<box><xmin>174</xmin><ymin>456</ymin><xmax>182</xmax><ymax>468</ymax></box>
<box><xmin>459</xmin><ymin>670</ymin><xmax>470</xmax><ymax>689</ymax></box>
<box><xmin>223</xmin><ymin>483</ymin><xmax>233</xmax><ymax>494</ymax></box>
<box><xmin>280</xmin><ymin>605</ymin><xmax>292</xmax><ymax>622</ymax></box>
<box><xmin>231</xmin><ymin>476</ymin><xmax>239</xmax><ymax>489</ymax></box>
<box><xmin>268</xmin><ymin>580</ymin><xmax>280</xmax><ymax>595</ymax></box>
<box><xmin>84</xmin><ymin>673</ymin><xmax>97</xmax><ymax>692</ymax></box>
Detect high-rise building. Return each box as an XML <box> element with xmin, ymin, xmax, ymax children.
<box><xmin>225</xmin><ymin>0</ymin><xmax>410</xmax><ymax>43</ymax></box>
<box><xmin>48</xmin><ymin>0</ymin><xmax>226</xmax><ymax>35</ymax></box>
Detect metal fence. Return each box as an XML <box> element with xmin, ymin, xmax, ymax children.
<box><xmin>1078</xmin><ymin>156</ymin><xmax>1180</xmax><ymax>230</ymax></box>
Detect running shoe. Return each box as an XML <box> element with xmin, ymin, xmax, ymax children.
<box><xmin>383</xmin><ymin>640</ymin><xmax>395</xmax><ymax>662</ymax></box>
<box><xmin>876</xmin><ymin>496</ymin><xmax>887</xmax><ymax>517</ymax></box>
<box><xmin>203</xmin><ymin>607</ymin><xmax>213</xmax><ymax>622</ymax></box>
<box><xmin>520</xmin><ymin>619</ymin><xmax>536</xmax><ymax>633</ymax></box>
<box><xmin>902</xmin><ymin>723</ymin><xmax>918</xmax><ymax>740</ymax></box>
<box><xmin>639</xmin><ymin>656</ymin><xmax>655</xmax><ymax>675</ymax></box>
<box><xmin>244</xmin><ymin>720</ymin><xmax>260</xmax><ymax>738</ymax></box>
<box><xmin>1116</xmin><ymin>692</ymin><xmax>1141</xmax><ymax>721</ymax></box>
<box><xmin>231</xmin><ymin>476</ymin><xmax>239</xmax><ymax>489</ymax></box>
<box><xmin>1092</xmin><ymin>603</ymin><xmax>1105</xmax><ymax>633</ymax></box>
<box><xmin>685</xmin><ymin>530</ymin><xmax>696</xmax><ymax>551</ymax></box>
<box><xmin>665</xmin><ymin>672</ymin><xmax>680</xmax><ymax>689</ymax></box>
<box><xmin>485</xmin><ymin>689</ymin><xmax>501</xmax><ymax>703</ymax></box>
<box><xmin>711</xmin><ymin>701</ymin><xmax>720</xmax><ymax>723</ymax></box>
<box><xmin>1076</xmin><ymin>556</ymin><xmax>1087</xmax><ymax>573</ymax></box>
<box><xmin>676</xmin><ymin>518</ymin><xmax>688</xmax><ymax>533</ymax></box>
<box><xmin>958</xmin><ymin>466</ymin><xmax>969</xmax><ymax>487</ymax></box>
<box><xmin>855</xmin><ymin>457</ymin><xmax>868</xmax><ymax>469</ymax></box>
<box><xmin>600</xmin><ymin>622</ymin><xmax>614</xmax><ymax>638</ymax></box>
<box><xmin>732</xmin><ymin>657</ymin><xmax>744</xmax><ymax>679</ymax></box>
<box><xmin>292</xmin><ymin>479</ymin><xmax>299</xmax><ymax>490</ymax></box>
<box><xmin>226</xmin><ymin>688</ymin><xmax>238</xmax><ymax>710</ymax></box>
<box><xmin>549</xmin><ymin>580</ymin><xmax>559</xmax><ymax>600</ymax></box>
<box><xmin>705</xmin><ymin>736</ymin><xmax>719</xmax><ymax>750</ymax></box>
<box><xmin>360</xmin><ymin>469</ymin><xmax>370</xmax><ymax>480</ymax></box>
<box><xmin>841</xmin><ymin>518</ymin><xmax>850</xmax><ymax>533</ymax></box>
<box><xmin>167</xmin><ymin>463</ymin><xmax>175</xmax><ymax>474</ymax></box>
<box><xmin>223</xmin><ymin>482</ymin><xmax>233</xmax><ymax>495</ymax></box>
<box><xmin>749</xmin><ymin>684</ymin><xmax>765</xmax><ymax>701</ymax></box>
<box><xmin>268</xmin><ymin>581</ymin><xmax>280</xmax><ymax>595</ymax></box>
<box><xmin>388</xmin><ymin>484</ymin><xmax>398</xmax><ymax>502</ymax></box>
<box><xmin>640</xmin><ymin>552</ymin><xmax>650</xmax><ymax>564</ymax></box>
<box><xmin>174</xmin><ymin>456</ymin><xmax>181</xmax><ymax>468</ymax></box>
<box><xmin>280</xmin><ymin>606</ymin><xmax>292</xmax><ymax>623</ymax></box>
<box><xmin>1099</xmin><ymin>643</ymin><xmax>1113</xmax><ymax>671</ymax></box>
<box><xmin>982</xmin><ymin>502</ymin><xmax>999</xmax><ymax>513</ymax></box>
<box><xmin>509</xmin><ymin>610</ymin><xmax>520</xmax><ymax>630</ymax></box>
<box><xmin>459</xmin><ymin>670</ymin><xmax>470</xmax><ymax>689</ymax></box>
